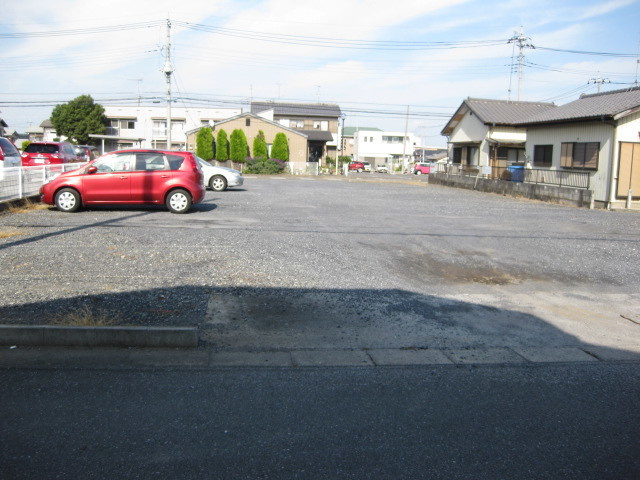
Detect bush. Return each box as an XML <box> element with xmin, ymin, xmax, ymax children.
<box><xmin>230</xmin><ymin>129</ymin><xmax>249</xmax><ymax>163</ymax></box>
<box><xmin>21</xmin><ymin>140</ymin><xmax>31</xmax><ymax>151</ymax></box>
<box><xmin>271</xmin><ymin>133</ymin><xmax>289</xmax><ymax>161</ymax></box>
<box><xmin>215</xmin><ymin>129</ymin><xmax>229</xmax><ymax>161</ymax></box>
<box><xmin>244</xmin><ymin>158</ymin><xmax>287</xmax><ymax>174</ymax></box>
<box><xmin>196</xmin><ymin>127</ymin><xmax>214</xmax><ymax>160</ymax></box>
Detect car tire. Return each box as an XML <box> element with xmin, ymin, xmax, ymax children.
<box><xmin>210</xmin><ymin>175</ymin><xmax>227</xmax><ymax>192</ymax></box>
<box><xmin>55</xmin><ymin>188</ymin><xmax>81</xmax><ymax>212</ymax></box>
<box><xmin>416</xmin><ymin>170</ymin><xmax>422</xmax><ymax>175</ymax></box>
<box><xmin>166</xmin><ymin>189</ymin><xmax>192</xmax><ymax>214</ymax></box>
<box><xmin>357</xmin><ymin>168</ymin><xmax>363</xmax><ymax>173</ymax></box>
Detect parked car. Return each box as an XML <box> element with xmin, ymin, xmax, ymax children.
<box><xmin>412</xmin><ymin>162</ymin><xmax>431</xmax><ymax>175</ymax></box>
<box><xmin>74</xmin><ymin>145</ymin><xmax>100</xmax><ymax>162</ymax></box>
<box><xmin>40</xmin><ymin>149</ymin><xmax>205</xmax><ymax>214</ymax></box>
<box><xmin>0</xmin><ymin>137</ymin><xmax>21</xmax><ymax>168</ymax></box>
<box><xmin>362</xmin><ymin>161</ymin><xmax>372</xmax><ymax>172</ymax></box>
<box><xmin>376</xmin><ymin>165</ymin><xmax>388</xmax><ymax>173</ymax></box>
<box><xmin>21</xmin><ymin>141</ymin><xmax>78</xmax><ymax>166</ymax></box>
<box><xmin>348</xmin><ymin>161</ymin><xmax>366</xmax><ymax>173</ymax></box>
<box><xmin>196</xmin><ymin>157</ymin><xmax>244</xmax><ymax>192</ymax></box>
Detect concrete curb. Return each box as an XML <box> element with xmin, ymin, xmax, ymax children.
<box><xmin>1</xmin><ymin>346</ymin><xmax>639</xmax><ymax>370</ymax></box>
<box><xmin>0</xmin><ymin>325</ymin><xmax>198</xmax><ymax>348</ymax></box>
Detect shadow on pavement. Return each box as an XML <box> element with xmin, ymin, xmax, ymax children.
<box><xmin>0</xmin><ymin>285</ymin><xmax>638</xmax><ymax>361</ymax></box>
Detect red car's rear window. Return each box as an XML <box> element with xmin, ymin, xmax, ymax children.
<box><xmin>25</xmin><ymin>144</ymin><xmax>59</xmax><ymax>154</ymax></box>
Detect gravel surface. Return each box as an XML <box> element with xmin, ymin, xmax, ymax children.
<box><xmin>0</xmin><ymin>176</ymin><xmax>639</xmax><ymax>352</ymax></box>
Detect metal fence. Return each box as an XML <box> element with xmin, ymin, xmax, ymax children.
<box><xmin>435</xmin><ymin>164</ymin><xmax>591</xmax><ymax>190</ymax></box>
<box><xmin>0</xmin><ymin>163</ymin><xmax>87</xmax><ymax>203</ymax></box>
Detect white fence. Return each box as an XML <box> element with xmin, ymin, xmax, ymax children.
<box><xmin>0</xmin><ymin>163</ymin><xmax>87</xmax><ymax>203</ymax></box>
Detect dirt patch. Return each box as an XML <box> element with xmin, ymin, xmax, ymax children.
<box><xmin>391</xmin><ymin>250</ymin><xmax>542</xmax><ymax>286</ymax></box>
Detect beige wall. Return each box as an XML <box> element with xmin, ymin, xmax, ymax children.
<box><xmin>188</xmin><ymin>116</ymin><xmax>309</xmax><ymax>165</ymax></box>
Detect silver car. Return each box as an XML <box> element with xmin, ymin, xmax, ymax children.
<box><xmin>197</xmin><ymin>157</ymin><xmax>244</xmax><ymax>192</ymax></box>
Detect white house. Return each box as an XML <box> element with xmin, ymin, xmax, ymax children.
<box><xmin>517</xmin><ymin>86</ymin><xmax>640</xmax><ymax>208</ymax></box>
<box><xmin>354</xmin><ymin>129</ymin><xmax>421</xmax><ymax>169</ymax></box>
<box><xmin>97</xmin><ymin>105</ymin><xmax>241</xmax><ymax>152</ymax></box>
<box><xmin>441</xmin><ymin>98</ymin><xmax>556</xmax><ymax>175</ymax></box>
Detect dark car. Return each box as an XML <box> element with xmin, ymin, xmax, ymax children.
<box><xmin>21</xmin><ymin>141</ymin><xmax>79</xmax><ymax>166</ymax></box>
<box><xmin>74</xmin><ymin>145</ymin><xmax>100</xmax><ymax>162</ymax></box>
<box><xmin>40</xmin><ymin>149</ymin><xmax>205</xmax><ymax>214</ymax></box>
<box><xmin>0</xmin><ymin>137</ymin><xmax>21</xmax><ymax>168</ymax></box>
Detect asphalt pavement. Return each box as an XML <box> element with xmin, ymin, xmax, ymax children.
<box><xmin>2</xmin><ymin>362</ymin><xmax>639</xmax><ymax>479</ymax></box>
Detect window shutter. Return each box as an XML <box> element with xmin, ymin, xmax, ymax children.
<box><xmin>560</xmin><ymin>143</ymin><xmax>573</xmax><ymax>168</ymax></box>
<box><xmin>584</xmin><ymin>142</ymin><xmax>599</xmax><ymax>169</ymax></box>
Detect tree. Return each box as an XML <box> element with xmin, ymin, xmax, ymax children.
<box><xmin>196</xmin><ymin>127</ymin><xmax>214</xmax><ymax>160</ymax></box>
<box><xmin>271</xmin><ymin>133</ymin><xmax>289</xmax><ymax>161</ymax></box>
<box><xmin>50</xmin><ymin>95</ymin><xmax>107</xmax><ymax>144</ymax></box>
<box><xmin>215</xmin><ymin>129</ymin><xmax>229</xmax><ymax>161</ymax></box>
<box><xmin>229</xmin><ymin>129</ymin><xmax>249</xmax><ymax>163</ymax></box>
<box><xmin>253</xmin><ymin>130</ymin><xmax>268</xmax><ymax>159</ymax></box>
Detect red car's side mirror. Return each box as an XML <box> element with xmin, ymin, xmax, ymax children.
<box><xmin>87</xmin><ymin>166</ymin><xmax>98</xmax><ymax>174</ymax></box>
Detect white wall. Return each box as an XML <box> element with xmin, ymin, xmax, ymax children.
<box><xmin>525</xmin><ymin>122</ymin><xmax>615</xmax><ymax>202</ymax></box>
<box><xmin>104</xmin><ymin>105</ymin><xmax>240</xmax><ymax>149</ymax></box>
<box><xmin>354</xmin><ymin>130</ymin><xmax>420</xmax><ymax>162</ymax></box>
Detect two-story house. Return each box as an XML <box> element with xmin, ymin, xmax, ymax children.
<box><xmin>100</xmin><ymin>105</ymin><xmax>241</xmax><ymax>152</ymax></box>
<box><xmin>250</xmin><ymin>101</ymin><xmax>341</xmax><ymax>164</ymax></box>
<box><xmin>353</xmin><ymin>130</ymin><xmax>421</xmax><ymax>170</ymax></box>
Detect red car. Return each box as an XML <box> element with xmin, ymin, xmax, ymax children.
<box><xmin>40</xmin><ymin>149</ymin><xmax>205</xmax><ymax>214</ymax></box>
<box><xmin>412</xmin><ymin>162</ymin><xmax>431</xmax><ymax>175</ymax></box>
<box><xmin>348</xmin><ymin>161</ymin><xmax>366</xmax><ymax>173</ymax></box>
<box><xmin>21</xmin><ymin>141</ymin><xmax>79</xmax><ymax>166</ymax></box>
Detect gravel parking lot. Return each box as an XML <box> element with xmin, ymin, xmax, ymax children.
<box><xmin>1</xmin><ymin>176</ymin><xmax>639</xmax><ymax>353</ymax></box>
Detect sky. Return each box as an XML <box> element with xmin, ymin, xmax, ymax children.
<box><xmin>1</xmin><ymin>0</ymin><xmax>638</xmax><ymax>147</ymax></box>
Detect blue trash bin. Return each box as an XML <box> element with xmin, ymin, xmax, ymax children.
<box><xmin>508</xmin><ymin>164</ymin><xmax>524</xmax><ymax>182</ymax></box>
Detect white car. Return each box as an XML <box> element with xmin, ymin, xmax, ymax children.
<box><xmin>197</xmin><ymin>158</ymin><xmax>244</xmax><ymax>192</ymax></box>
<box><xmin>362</xmin><ymin>161</ymin><xmax>372</xmax><ymax>172</ymax></box>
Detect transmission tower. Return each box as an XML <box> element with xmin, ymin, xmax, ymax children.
<box><xmin>507</xmin><ymin>28</ymin><xmax>533</xmax><ymax>101</ymax></box>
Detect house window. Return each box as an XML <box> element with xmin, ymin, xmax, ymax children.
<box><xmin>313</xmin><ymin>121</ymin><xmax>321</xmax><ymax>129</ymax></box>
<box><xmin>321</xmin><ymin>121</ymin><xmax>328</xmax><ymax>130</ymax></box>
<box><xmin>363</xmin><ymin>137</ymin><xmax>367</xmax><ymax>142</ymax></box>
<box><xmin>561</xmin><ymin>142</ymin><xmax>599</xmax><ymax>170</ymax></box>
<box><xmin>246</xmin><ymin>118</ymin><xmax>251</xmax><ymax>127</ymax></box>
<box><xmin>452</xmin><ymin>147</ymin><xmax>462</xmax><ymax>164</ymax></box>
<box><xmin>533</xmin><ymin>145</ymin><xmax>553</xmax><ymax>167</ymax></box>
<box><xmin>120</xmin><ymin>120</ymin><xmax>136</xmax><ymax>130</ymax></box>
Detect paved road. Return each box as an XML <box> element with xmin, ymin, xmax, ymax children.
<box><xmin>2</xmin><ymin>361</ymin><xmax>639</xmax><ymax>479</ymax></box>
<box><xmin>0</xmin><ymin>176</ymin><xmax>639</xmax><ymax>355</ymax></box>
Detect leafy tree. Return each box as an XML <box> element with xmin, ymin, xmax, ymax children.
<box><xmin>215</xmin><ymin>129</ymin><xmax>229</xmax><ymax>161</ymax></box>
<box><xmin>271</xmin><ymin>133</ymin><xmax>289</xmax><ymax>161</ymax></box>
<box><xmin>21</xmin><ymin>140</ymin><xmax>31</xmax><ymax>151</ymax></box>
<box><xmin>229</xmin><ymin>129</ymin><xmax>249</xmax><ymax>163</ymax></box>
<box><xmin>50</xmin><ymin>94</ymin><xmax>107</xmax><ymax>144</ymax></box>
<box><xmin>253</xmin><ymin>130</ymin><xmax>268</xmax><ymax>159</ymax></box>
<box><xmin>196</xmin><ymin>127</ymin><xmax>214</xmax><ymax>160</ymax></box>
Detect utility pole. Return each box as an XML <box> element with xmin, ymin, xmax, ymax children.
<box><xmin>164</xmin><ymin>18</ymin><xmax>173</xmax><ymax>150</ymax></box>
<box><xmin>401</xmin><ymin>105</ymin><xmax>410</xmax><ymax>173</ymax></box>
<box><xmin>507</xmin><ymin>28</ymin><xmax>532</xmax><ymax>101</ymax></box>
<box><xmin>588</xmin><ymin>77</ymin><xmax>610</xmax><ymax>93</ymax></box>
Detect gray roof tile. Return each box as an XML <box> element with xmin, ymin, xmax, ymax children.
<box><xmin>251</xmin><ymin>101</ymin><xmax>341</xmax><ymax>118</ymax></box>
<box><xmin>517</xmin><ymin>86</ymin><xmax>640</xmax><ymax>125</ymax></box>
<box><xmin>465</xmin><ymin>98</ymin><xmax>556</xmax><ymax>124</ymax></box>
